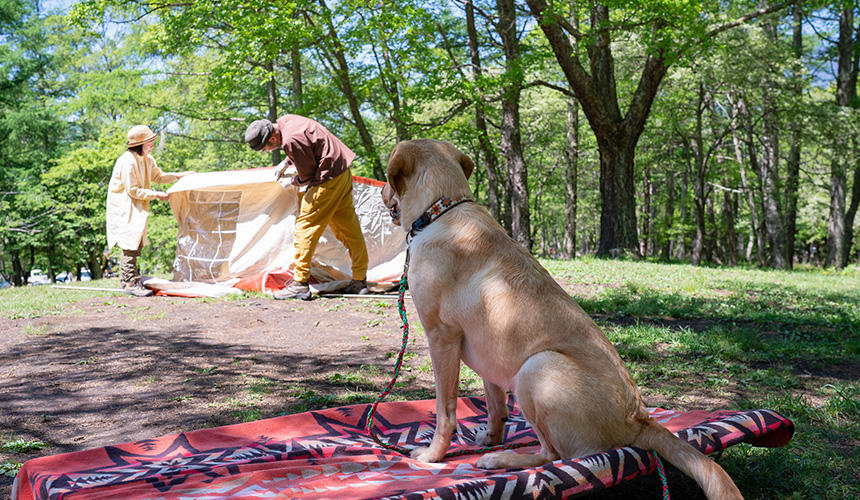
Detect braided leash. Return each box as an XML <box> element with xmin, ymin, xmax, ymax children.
<box><xmin>364</xmin><ymin>272</ymin><xmax>412</xmax><ymax>455</ymax></box>
<box><xmin>653</xmin><ymin>451</ymin><xmax>671</xmax><ymax>499</ymax></box>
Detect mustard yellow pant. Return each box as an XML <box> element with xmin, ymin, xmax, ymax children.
<box><xmin>294</xmin><ymin>169</ymin><xmax>368</xmax><ymax>283</ymax></box>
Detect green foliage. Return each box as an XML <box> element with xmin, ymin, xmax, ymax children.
<box><xmin>2</xmin><ymin>1</ymin><xmax>858</xmax><ymax>282</ymax></box>
<box><xmin>0</xmin><ymin>461</ymin><xmax>22</xmax><ymax>478</ymax></box>
<box><xmin>2</xmin><ymin>438</ymin><xmax>47</xmax><ymax>453</ymax></box>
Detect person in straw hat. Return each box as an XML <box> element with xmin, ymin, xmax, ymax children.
<box><xmin>245</xmin><ymin>115</ymin><xmax>369</xmax><ymax>300</ymax></box>
<box><xmin>106</xmin><ymin>125</ymin><xmax>194</xmax><ymax>297</ymax></box>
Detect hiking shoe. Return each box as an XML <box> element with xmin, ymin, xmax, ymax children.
<box><xmin>123</xmin><ymin>280</ymin><xmax>153</xmax><ymax>297</ymax></box>
<box><xmin>342</xmin><ymin>279</ymin><xmax>370</xmax><ymax>295</ymax></box>
<box><xmin>274</xmin><ymin>281</ymin><xmax>312</xmax><ymax>300</ymax></box>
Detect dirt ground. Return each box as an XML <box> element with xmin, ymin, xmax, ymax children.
<box><xmin>0</xmin><ymin>288</ymin><xmax>439</xmax><ymax>496</ymax></box>
<box><xmin>0</xmin><ymin>279</ymin><xmax>832</xmax><ymax>498</ymax></box>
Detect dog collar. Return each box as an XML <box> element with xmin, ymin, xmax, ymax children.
<box><xmin>408</xmin><ymin>196</ymin><xmax>473</xmax><ymax>241</ymax></box>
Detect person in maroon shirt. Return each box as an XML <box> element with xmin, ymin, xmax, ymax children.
<box><xmin>246</xmin><ymin>115</ymin><xmax>369</xmax><ymax>299</ymax></box>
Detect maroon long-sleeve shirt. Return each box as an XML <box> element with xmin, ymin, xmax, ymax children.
<box><xmin>276</xmin><ymin>115</ymin><xmax>356</xmax><ymax>187</ymax></box>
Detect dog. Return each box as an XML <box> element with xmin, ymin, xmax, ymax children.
<box><xmin>381</xmin><ymin>139</ymin><xmax>743</xmax><ymax>500</ymax></box>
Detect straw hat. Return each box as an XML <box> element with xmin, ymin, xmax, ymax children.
<box><xmin>127</xmin><ymin>125</ymin><xmax>158</xmax><ymax>147</ymax></box>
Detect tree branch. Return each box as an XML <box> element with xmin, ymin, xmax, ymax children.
<box><xmin>705</xmin><ymin>2</ymin><xmax>792</xmax><ymax>39</ymax></box>
<box><xmin>524</xmin><ymin>79</ymin><xmax>575</xmax><ymax>98</ymax></box>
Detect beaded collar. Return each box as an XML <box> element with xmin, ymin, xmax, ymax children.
<box><xmin>408</xmin><ymin>196</ymin><xmax>473</xmax><ymax>242</ymax></box>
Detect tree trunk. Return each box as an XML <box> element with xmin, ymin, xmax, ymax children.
<box><xmin>466</xmin><ymin>0</ymin><xmax>500</xmax><ymax>222</ymax></box>
<box><xmin>845</xmin><ymin>137</ymin><xmax>860</xmax><ymax>266</ymax></box>
<box><xmin>783</xmin><ymin>2</ymin><xmax>803</xmax><ymax>268</ymax></box>
<box><xmin>562</xmin><ymin>0</ymin><xmax>579</xmax><ymax>259</ymax></box>
<box><xmin>640</xmin><ymin>161</ymin><xmax>651</xmax><ymax>257</ymax></box>
<box><xmin>11</xmin><ymin>250</ymin><xmax>23</xmax><ymax>287</ymax></box>
<box><xmin>731</xmin><ymin>94</ymin><xmax>767</xmax><ymax>266</ymax></box>
<box><xmin>660</xmin><ymin>171</ymin><xmax>675</xmax><ymax>261</ymax></box>
<box><xmin>706</xmin><ymin>194</ymin><xmax>718</xmax><ymax>263</ymax></box>
<box><xmin>847</xmin><ymin>21</ymin><xmax>860</xmax><ymax>265</ymax></box>
<box><xmin>826</xmin><ymin>7</ymin><xmax>854</xmax><ymax>268</ymax></box>
<box><xmin>691</xmin><ymin>83</ymin><xmax>707</xmax><ymax>266</ymax></box>
<box><xmin>265</xmin><ymin>61</ymin><xmax>281</xmax><ymax>166</ymax></box>
<box><xmin>563</xmin><ymin>97</ymin><xmax>580</xmax><ymax>259</ymax></box>
<box><xmin>497</xmin><ymin>0</ymin><xmax>531</xmax><ymax>249</ymax></box>
<box><xmin>87</xmin><ymin>252</ymin><xmax>103</xmax><ymax>280</ymax></box>
<box><xmin>47</xmin><ymin>249</ymin><xmax>55</xmax><ymax>283</ymax></box>
<box><xmin>676</xmin><ymin>145</ymin><xmax>691</xmax><ymax>259</ymax></box>
<box><xmin>721</xmin><ymin>155</ymin><xmax>738</xmax><ymax>266</ymax></box>
<box><xmin>291</xmin><ymin>45</ymin><xmax>303</xmax><ymax>108</ymax></box>
<box><xmin>758</xmin><ymin>20</ymin><xmax>787</xmax><ymax>269</ymax></box>
<box><xmin>596</xmin><ymin>137</ymin><xmax>639</xmax><ymax>257</ymax></box>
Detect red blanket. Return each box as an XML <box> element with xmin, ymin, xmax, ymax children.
<box><xmin>13</xmin><ymin>397</ymin><xmax>793</xmax><ymax>499</ymax></box>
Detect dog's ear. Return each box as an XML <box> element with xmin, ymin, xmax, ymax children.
<box><xmin>387</xmin><ymin>144</ymin><xmax>413</xmax><ymax>196</ymax></box>
<box><xmin>459</xmin><ymin>151</ymin><xmax>475</xmax><ymax>180</ymax></box>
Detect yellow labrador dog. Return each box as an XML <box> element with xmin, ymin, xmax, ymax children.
<box><xmin>381</xmin><ymin>139</ymin><xmax>742</xmax><ymax>500</ymax></box>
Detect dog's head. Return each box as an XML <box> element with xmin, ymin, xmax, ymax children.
<box><xmin>382</xmin><ymin>139</ymin><xmax>475</xmax><ymax>230</ymax></box>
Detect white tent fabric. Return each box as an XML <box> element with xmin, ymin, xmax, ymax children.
<box><xmin>151</xmin><ymin>167</ymin><xmax>406</xmax><ymax>297</ymax></box>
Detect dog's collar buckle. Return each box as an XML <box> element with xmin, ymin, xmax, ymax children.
<box><xmin>407</xmin><ymin>196</ymin><xmax>473</xmax><ymax>242</ymax></box>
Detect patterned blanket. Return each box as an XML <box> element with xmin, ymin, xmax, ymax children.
<box><xmin>13</xmin><ymin>397</ymin><xmax>793</xmax><ymax>499</ymax></box>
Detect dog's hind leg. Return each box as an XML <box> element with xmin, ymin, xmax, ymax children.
<box><xmin>476</xmin><ymin>350</ymin><xmax>610</xmax><ymax>470</ymax></box>
<box><xmin>475</xmin><ymin>379</ymin><xmax>509</xmax><ymax>446</ymax></box>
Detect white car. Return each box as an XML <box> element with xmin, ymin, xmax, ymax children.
<box><xmin>27</xmin><ymin>269</ymin><xmax>51</xmax><ymax>285</ymax></box>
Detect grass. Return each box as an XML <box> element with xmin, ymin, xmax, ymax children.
<box><xmin>2</xmin><ymin>259</ymin><xmax>858</xmax><ymax>498</ymax></box>
<box><xmin>0</xmin><ymin>278</ymin><xmax>124</xmax><ymax>319</ymax></box>
<box><xmin>539</xmin><ymin>257</ymin><xmax>859</xmax><ymax>499</ymax></box>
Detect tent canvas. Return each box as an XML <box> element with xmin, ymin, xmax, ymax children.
<box><xmin>151</xmin><ymin>167</ymin><xmax>406</xmax><ymax>297</ymax></box>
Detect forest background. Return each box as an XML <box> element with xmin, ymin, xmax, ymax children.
<box><xmin>1</xmin><ymin>0</ymin><xmax>859</xmax><ymax>285</ymax></box>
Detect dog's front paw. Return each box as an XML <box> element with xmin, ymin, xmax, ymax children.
<box><xmin>476</xmin><ymin>451</ymin><xmax>516</xmax><ymax>469</ymax></box>
<box><xmin>474</xmin><ymin>425</ymin><xmax>502</xmax><ymax>446</ymax></box>
<box><xmin>410</xmin><ymin>446</ymin><xmax>443</xmax><ymax>463</ymax></box>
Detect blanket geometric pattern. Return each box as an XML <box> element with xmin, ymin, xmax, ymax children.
<box><xmin>13</xmin><ymin>397</ymin><xmax>794</xmax><ymax>500</ymax></box>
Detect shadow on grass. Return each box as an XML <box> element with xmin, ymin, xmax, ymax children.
<box><xmin>577</xmin><ymin>280</ymin><xmax>858</xmax><ymax>331</ymax></box>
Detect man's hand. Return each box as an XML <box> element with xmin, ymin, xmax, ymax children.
<box><xmin>274</xmin><ymin>159</ymin><xmax>296</xmax><ymax>180</ymax></box>
<box><xmin>155</xmin><ymin>192</ymin><xmax>169</xmax><ymax>201</ymax></box>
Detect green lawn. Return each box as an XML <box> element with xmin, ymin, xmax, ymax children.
<box><xmin>541</xmin><ymin>258</ymin><xmax>859</xmax><ymax>499</ymax></box>
<box><xmin>1</xmin><ymin>260</ymin><xmax>858</xmax><ymax>498</ymax></box>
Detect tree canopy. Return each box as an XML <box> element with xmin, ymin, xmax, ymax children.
<box><xmin>1</xmin><ymin>0</ymin><xmax>858</xmax><ymax>284</ymax></box>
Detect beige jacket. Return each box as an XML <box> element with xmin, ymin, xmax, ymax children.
<box><xmin>106</xmin><ymin>151</ymin><xmax>179</xmax><ymax>250</ymax></box>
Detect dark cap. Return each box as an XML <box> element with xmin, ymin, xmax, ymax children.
<box><xmin>245</xmin><ymin>119</ymin><xmax>274</xmax><ymax>151</ymax></box>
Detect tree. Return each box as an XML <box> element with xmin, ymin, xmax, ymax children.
<box><xmin>524</xmin><ymin>0</ymin><xmax>789</xmax><ymax>257</ymax></box>
<box><xmin>823</xmin><ymin>4</ymin><xmax>859</xmax><ymax>268</ymax></box>
<box><xmin>784</xmin><ymin>1</ymin><xmax>804</xmax><ymax>268</ymax></box>
<box><xmin>465</xmin><ymin>0</ymin><xmax>502</xmax><ymax>222</ymax></box>
<box><xmin>562</xmin><ymin>0</ymin><xmax>579</xmax><ymax>259</ymax></box>
<box><xmin>0</xmin><ymin>0</ymin><xmax>68</xmax><ymax>284</ymax></box>
<box><xmin>496</xmin><ymin>0</ymin><xmax>531</xmax><ymax>248</ymax></box>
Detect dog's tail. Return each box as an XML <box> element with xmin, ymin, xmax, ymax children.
<box><xmin>633</xmin><ymin>418</ymin><xmax>743</xmax><ymax>500</ymax></box>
